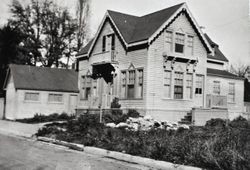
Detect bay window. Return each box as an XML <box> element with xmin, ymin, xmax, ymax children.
<box><xmin>137</xmin><ymin>69</ymin><xmax>143</xmax><ymax>98</ymax></box>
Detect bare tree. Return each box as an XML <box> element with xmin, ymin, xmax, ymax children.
<box><xmin>228</xmin><ymin>63</ymin><xmax>250</xmax><ymax>77</ymax></box>
<box><xmin>76</xmin><ymin>0</ymin><xmax>90</xmax><ymax>50</ymax></box>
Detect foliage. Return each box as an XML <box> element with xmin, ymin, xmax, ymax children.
<box><xmin>37</xmin><ymin>115</ymin><xmax>250</xmax><ymax>169</ymax></box>
<box><xmin>16</xmin><ymin>113</ymin><xmax>75</xmax><ymax>124</ymax></box>
<box><xmin>8</xmin><ymin>0</ymin><xmax>78</xmax><ymax>68</ymax></box>
<box><xmin>110</xmin><ymin>97</ymin><xmax>122</xmax><ymax>116</ymax></box>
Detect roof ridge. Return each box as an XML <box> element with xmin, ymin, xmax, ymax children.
<box><xmin>140</xmin><ymin>3</ymin><xmax>184</xmax><ymax>18</ymax></box>
<box><xmin>107</xmin><ymin>10</ymin><xmax>139</xmax><ymax>18</ymax></box>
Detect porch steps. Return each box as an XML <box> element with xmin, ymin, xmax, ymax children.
<box><xmin>178</xmin><ymin>112</ymin><xmax>192</xmax><ymax>125</ymax></box>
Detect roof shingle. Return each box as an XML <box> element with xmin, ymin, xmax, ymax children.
<box><xmin>8</xmin><ymin>64</ymin><xmax>79</xmax><ymax>93</ymax></box>
<box><xmin>207</xmin><ymin>68</ymin><xmax>243</xmax><ymax>80</ymax></box>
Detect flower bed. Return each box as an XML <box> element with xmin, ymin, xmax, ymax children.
<box><xmin>36</xmin><ymin>114</ymin><xmax>250</xmax><ymax>170</ymax></box>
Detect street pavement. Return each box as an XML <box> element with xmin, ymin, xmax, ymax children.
<box><xmin>0</xmin><ymin>133</ymin><xmax>153</xmax><ymax>170</ymax></box>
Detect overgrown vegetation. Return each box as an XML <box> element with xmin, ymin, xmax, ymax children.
<box><xmin>36</xmin><ymin>114</ymin><xmax>250</xmax><ymax>170</ymax></box>
<box><xmin>17</xmin><ymin>113</ymin><xmax>75</xmax><ymax>124</ymax></box>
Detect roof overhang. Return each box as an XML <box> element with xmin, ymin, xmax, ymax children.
<box><xmin>82</xmin><ymin>3</ymin><xmax>212</xmax><ymax>57</ymax></box>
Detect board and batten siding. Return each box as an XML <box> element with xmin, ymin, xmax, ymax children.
<box><xmin>146</xmin><ymin>12</ymin><xmax>207</xmax><ymax>120</ymax></box>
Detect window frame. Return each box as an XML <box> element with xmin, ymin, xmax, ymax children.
<box><xmin>186</xmin><ymin>73</ymin><xmax>193</xmax><ymax>99</ymax></box>
<box><xmin>174</xmin><ymin>71</ymin><xmax>184</xmax><ymax>99</ymax></box>
<box><xmin>163</xmin><ymin>70</ymin><xmax>172</xmax><ymax>98</ymax></box>
<box><xmin>228</xmin><ymin>83</ymin><xmax>235</xmax><ymax>103</ymax></box>
<box><xmin>24</xmin><ymin>92</ymin><xmax>40</xmax><ymax>102</ymax></box>
<box><xmin>213</xmin><ymin>81</ymin><xmax>221</xmax><ymax>95</ymax></box>
<box><xmin>175</xmin><ymin>32</ymin><xmax>185</xmax><ymax>54</ymax></box>
<box><xmin>48</xmin><ymin>93</ymin><xmax>63</xmax><ymax>103</ymax></box>
<box><xmin>186</xmin><ymin>35</ymin><xmax>194</xmax><ymax>56</ymax></box>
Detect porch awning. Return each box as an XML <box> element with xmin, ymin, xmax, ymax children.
<box><xmin>92</xmin><ymin>63</ymin><xmax>115</xmax><ymax>83</ymax></box>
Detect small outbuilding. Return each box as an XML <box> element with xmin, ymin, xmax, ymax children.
<box><xmin>3</xmin><ymin>64</ymin><xmax>79</xmax><ymax>120</ymax></box>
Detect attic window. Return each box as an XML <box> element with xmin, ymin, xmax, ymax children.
<box><xmin>175</xmin><ymin>33</ymin><xmax>185</xmax><ymax>53</ymax></box>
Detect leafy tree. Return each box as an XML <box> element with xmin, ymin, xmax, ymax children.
<box><xmin>8</xmin><ymin>0</ymin><xmax>78</xmax><ymax>68</ymax></box>
<box><xmin>76</xmin><ymin>0</ymin><xmax>90</xmax><ymax>50</ymax></box>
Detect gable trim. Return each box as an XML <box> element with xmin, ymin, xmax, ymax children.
<box><xmin>148</xmin><ymin>3</ymin><xmax>212</xmax><ymax>53</ymax></box>
<box><xmin>87</xmin><ymin>12</ymin><xmax>128</xmax><ymax>57</ymax></box>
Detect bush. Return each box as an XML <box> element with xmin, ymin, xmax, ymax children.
<box><xmin>127</xmin><ymin>109</ymin><xmax>141</xmax><ymax>118</ymax></box>
<box><xmin>37</xmin><ymin>116</ymin><xmax>250</xmax><ymax>170</ymax></box>
<box><xmin>17</xmin><ymin>113</ymin><xmax>75</xmax><ymax>123</ymax></box>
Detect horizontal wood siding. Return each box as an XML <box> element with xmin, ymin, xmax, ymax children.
<box><xmin>146</xmin><ymin>13</ymin><xmax>207</xmax><ymax>112</ymax></box>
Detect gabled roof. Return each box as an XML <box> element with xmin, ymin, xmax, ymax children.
<box><xmin>5</xmin><ymin>64</ymin><xmax>79</xmax><ymax>93</ymax></box>
<box><xmin>76</xmin><ymin>3</ymin><xmax>212</xmax><ymax>57</ymax></box>
<box><xmin>207</xmin><ymin>68</ymin><xmax>243</xmax><ymax>80</ymax></box>
<box><xmin>77</xmin><ymin>39</ymin><xmax>94</xmax><ymax>57</ymax></box>
<box><xmin>205</xmin><ymin>34</ymin><xmax>229</xmax><ymax>62</ymax></box>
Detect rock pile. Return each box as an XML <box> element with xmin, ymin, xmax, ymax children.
<box><xmin>105</xmin><ymin>115</ymin><xmax>190</xmax><ymax>131</ymax></box>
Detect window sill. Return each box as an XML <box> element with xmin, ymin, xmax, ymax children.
<box><xmin>80</xmin><ymin>99</ymin><xmax>88</xmax><ymax>101</ymax></box>
<box><xmin>162</xmin><ymin>98</ymin><xmax>192</xmax><ymax>101</ymax></box>
<box><xmin>23</xmin><ymin>100</ymin><xmax>40</xmax><ymax>103</ymax></box>
<box><xmin>120</xmin><ymin>98</ymin><xmax>143</xmax><ymax>101</ymax></box>
<box><xmin>48</xmin><ymin>102</ymin><xmax>64</xmax><ymax>104</ymax></box>
<box><xmin>227</xmin><ymin>102</ymin><xmax>236</xmax><ymax>104</ymax></box>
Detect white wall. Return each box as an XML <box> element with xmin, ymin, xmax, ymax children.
<box><xmin>5</xmin><ymin>87</ymin><xmax>78</xmax><ymax>120</ymax></box>
<box><xmin>0</xmin><ymin>98</ymin><xmax>4</xmax><ymax>119</ymax></box>
<box><xmin>146</xmin><ymin>12</ymin><xmax>207</xmax><ymax>113</ymax></box>
<box><xmin>206</xmin><ymin>75</ymin><xmax>244</xmax><ymax>117</ymax></box>
<box><xmin>5</xmin><ymin>75</ymin><xmax>16</xmax><ymax>120</ymax></box>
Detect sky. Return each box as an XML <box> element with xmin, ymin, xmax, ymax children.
<box><xmin>0</xmin><ymin>0</ymin><xmax>249</xmax><ymax>65</ymax></box>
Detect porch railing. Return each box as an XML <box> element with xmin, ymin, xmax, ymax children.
<box><xmin>206</xmin><ymin>94</ymin><xmax>227</xmax><ymax>108</ymax></box>
<box><xmin>91</xmin><ymin>50</ymin><xmax>117</xmax><ymax>65</ymax></box>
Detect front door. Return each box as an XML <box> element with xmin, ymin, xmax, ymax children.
<box><xmin>194</xmin><ymin>75</ymin><xmax>204</xmax><ymax>107</ymax></box>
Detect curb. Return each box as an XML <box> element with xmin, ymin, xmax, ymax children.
<box><xmin>37</xmin><ymin>136</ymin><xmax>201</xmax><ymax>170</ymax></box>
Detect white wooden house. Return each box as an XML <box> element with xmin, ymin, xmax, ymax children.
<box><xmin>75</xmin><ymin>3</ymin><xmax>244</xmax><ymax>125</ymax></box>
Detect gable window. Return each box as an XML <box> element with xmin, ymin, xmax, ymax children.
<box><xmin>102</xmin><ymin>36</ymin><xmax>106</xmax><ymax>52</ymax></box>
<box><xmin>228</xmin><ymin>83</ymin><xmax>235</xmax><ymax>103</ymax></box>
<box><xmin>174</xmin><ymin>72</ymin><xmax>184</xmax><ymax>99</ymax></box>
<box><xmin>137</xmin><ymin>69</ymin><xmax>143</xmax><ymax>98</ymax></box>
<box><xmin>175</xmin><ymin>33</ymin><xmax>185</xmax><ymax>53</ymax></box>
<box><xmin>187</xmin><ymin>35</ymin><xmax>194</xmax><ymax>56</ymax></box>
<box><xmin>213</xmin><ymin>81</ymin><xmax>220</xmax><ymax>95</ymax></box>
<box><xmin>186</xmin><ymin>73</ymin><xmax>193</xmax><ymax>99</ymax></box>
<box><xmin>165</xmin><ymin>31</ymin><xmax>173</xmax><ymax>52</ymax></box>
<box><xmin>127</xmin><ymin>70</ymin><xmax>135</xmax><ymax>99</ymax></box>
<box><xmin>195</xmin><ymin>75</ymin><xmax>203</xmax><ymax>94</ymax></box>
<box><xmin>24</xmin><ymin>92</ymin><xmax>39</xmax><ymax>101</ymax></box>
<box><xmin>164</xmin><ymin>70</ymin><xmax>171</xmax><ymax>98</ymax></box>
<box><xmin>48</xmin><ymin>94</ymin><xmax>63</xmax><ymax>103</ymax></box>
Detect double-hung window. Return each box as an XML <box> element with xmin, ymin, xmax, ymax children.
<box><xmin>137</xmin><ymin>69</ymin><xmax>143</xmax><ymax>98</ymax></box>
<box><xmin>174</xmin><ymin>72</ymin><xmax>184</xmax><ymax>99</ymax></box>
<box><xmin>121</xmin><ymin>71</ymin><xmax>127</xmax><ymax>98</ymax></box>
<box><xmin>186</xmin><ymin>73</ymin><xmax>193</xmax><ymax>99</ymax></box>
<box><xmin>164</xmin><ymin>70</ymin><xmax>171</xmax><ymax>98</ymax></box>
<box><xmin>175</xmin><ymin>33</ymin><xmax>185</xmax><ymax>53</ymax></box>
<box><xmin>213</xmin><ymin>81</ymin><xmax>220</xmax><ymax>95</ymax></box>
<box><xmin>228</xmin><ymin>83</ymin><xmax>235</xmax><ymax>103</ymax></box>
<box><xmin>165</xmin><ymin>31</ymin><xmax>173</xmax><ymax>52</ymax></box>
<box><xmin>195</xmin><ymin>75</ymin><xmax>203</xmax><ymax>95</ymax></box>
<box><xmin>127</xmin><ymin>70</ymin><xmax>135</xmax><ymax>99</ymax></box>
<box><xmin>187</xmin><ymin>35</ymin><xmax>194</xmax><ymax>56</ymax></box>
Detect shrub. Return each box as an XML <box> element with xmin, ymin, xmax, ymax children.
<box><xmin>205</xmin><ymin>118</ymin><xmax>227</xmax><ymax>128</ymax></box>
<box><xmin>127</xmin><ymin>109</ymin><xmax>141</xmax><ymax>118</ymax></box>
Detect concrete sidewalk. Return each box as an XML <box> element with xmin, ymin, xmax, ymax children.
<box><xmin>0</xmin><ymin>120</ymin><xmax>43</xmax><ymax>138</ymax></box>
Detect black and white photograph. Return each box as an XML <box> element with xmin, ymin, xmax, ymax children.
<box><xmin>0</xmin><ymin>0</ymin><xmax>249</xmax><ymax>169</ymax></box>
